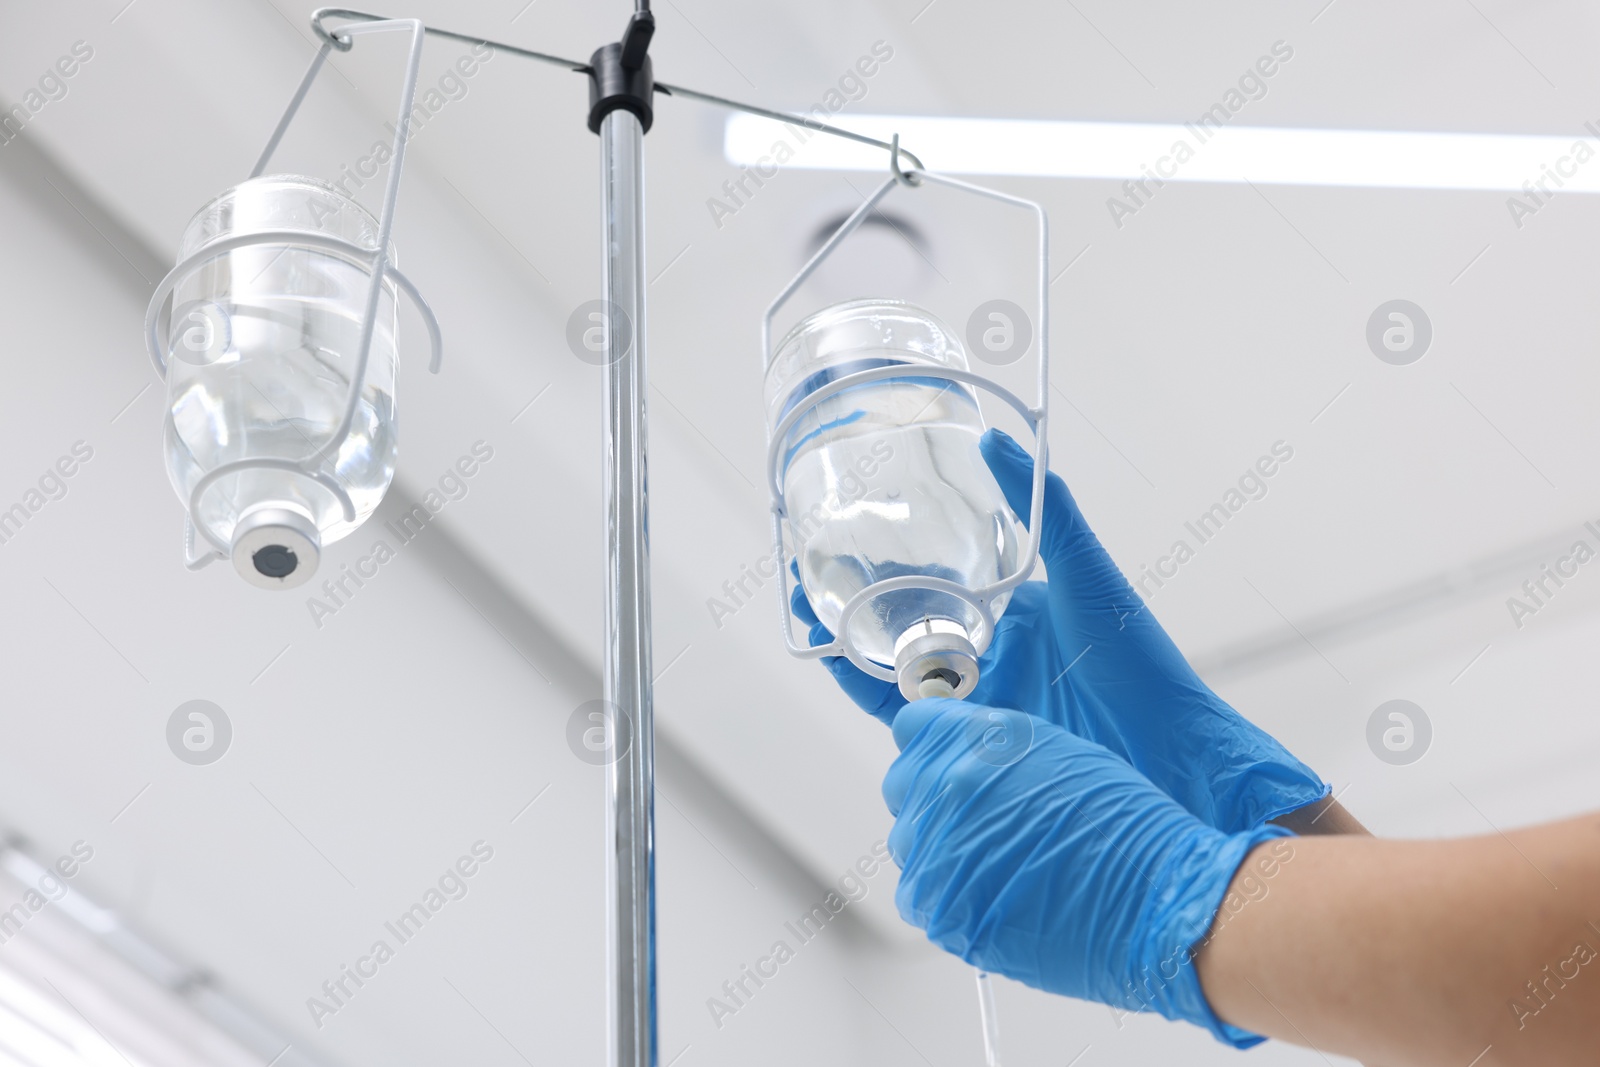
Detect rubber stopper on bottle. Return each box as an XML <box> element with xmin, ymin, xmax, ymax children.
<box><xmin>896</xmin><ymin>629</ymin><xmax>980</xmax><ymax>702</ymax></box>
<box><xmin>231</xmin><ymin>506</ymin><xmax>320</xmax><ymax>590</ymax></box>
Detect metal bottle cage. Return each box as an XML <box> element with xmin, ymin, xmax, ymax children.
<box><xmin>142</xmin><ymin>17</ymin><xmax>443</xmax><ymax>568</ymax></box>
<box><xmin>762</xmin><ymin>151</ymin><xmax>1051</xmax><ymax>683</ymax></box>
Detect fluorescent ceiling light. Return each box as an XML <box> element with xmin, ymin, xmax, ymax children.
<box><xmin>725</xmin><ymin>113</ymin><xmax>1600</xmax><ymax>193</ymax></box>
<box><xmin>0</xmin><ymin>844</ymin><xmax>319</xmax><ymax>1067</ymax></box>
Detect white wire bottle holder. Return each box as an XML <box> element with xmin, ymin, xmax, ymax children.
<box><xmin>142</xmin><ymin>17</ymin><xmax>443</xmax><ymax>569</ymax></box>
<box><xmin>763</xmin><ymin>146</ymin><xmax>1052</xmax><ymax>683</ymax></box>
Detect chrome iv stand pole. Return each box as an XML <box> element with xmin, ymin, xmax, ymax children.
<box><xmin>589</xmin><ymin>10</ymin><xmax>660</xmax><ymax>1065</ymax></box>
<box><xmin>304</xmin><ymin>9</ymin><xmax>936</xmax><ymax>1066</ymax></box>
<box><xmin>600</xmin><ymin>103</ymin><xmax>657</xmax><ymax>1065</ymax></box>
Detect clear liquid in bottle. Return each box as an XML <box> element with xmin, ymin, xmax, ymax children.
<box><xmin>768</xmin><ymin>301</ymin><xmax>1018</xmax><ymax>696</ymax></box>
<box><xmin>163</xmin><ymin>175</ymin><xmax>399</xmax><ymax>588</ymax></box>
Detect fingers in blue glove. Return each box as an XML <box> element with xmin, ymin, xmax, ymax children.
<box><xmin>978</xmin><ymin>429</ymin><xmax>1328</xmax><ymax>831</ymax></box>
<box><xmin>883</xmin><ymin>697</ymin><xmax>1030</xmax><ymax>838</ymax></box>
<box><xmin>980</xmin><ymin>426</ymin><xmax>1151</xmax><ymax>655</ymax></box>
<box><xmin>981</xmin><ymin>428</ymin><xmax>1103</xmax><ymax>575</ymax></box>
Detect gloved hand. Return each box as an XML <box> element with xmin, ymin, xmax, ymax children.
<box><xmin>885</xmin><ymin>698</ymin><xmax>1291</xmax><ymax>1047</ymax></box>
<box><xmin>792</xmin><ymin>428</ymin><xmax>1327</xmax><ymax>833</ymax></box>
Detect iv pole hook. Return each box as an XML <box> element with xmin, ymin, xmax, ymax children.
<box><xmin>890</xmin><ymin>133</ymin><xmax>922</xmax><ymax>187</ymax></box>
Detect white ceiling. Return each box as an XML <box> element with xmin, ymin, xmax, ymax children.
<box><xmin>2</xmin><ymin>1</ymin><xmax>1599</xmax><ymax>1065</ymax></box>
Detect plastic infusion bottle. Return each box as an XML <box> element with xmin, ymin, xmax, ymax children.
<box><xmin>766</xmin><ymin>299</ymin><xmax>1019</xmax><ymax>699</ymax></box>
<box><xmin>163</xmin><ymin>174</ymin><xmax>399</xmax><ymax>589</ymax></box>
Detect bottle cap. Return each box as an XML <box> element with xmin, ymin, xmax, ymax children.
<box><xmin>896</xmin><ymin>628</ymin><xmax>980</xmax><ymax>702</ymax></box>
<box><xmin>231</xmin><ymin>506</ymin><xmax>320</xmax><ymax>590</ymax></box>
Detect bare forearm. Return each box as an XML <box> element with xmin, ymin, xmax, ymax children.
<box><xmin>1196</xmin><ymin>814</ymin><xmax>1600</xmax><ymax>1066</ymax></box>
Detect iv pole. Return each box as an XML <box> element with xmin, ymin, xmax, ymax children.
<box><xmin>588</xmin><ymin>10</ymin><xmax>660</xmax><ymax>1065</ymax></box>
<box><xmin>600</xmin><ymin>101</ymin><xmax>657</xmax><ymax>1065</ymax></box>
<box><xmin>289</xmin><ymin>9</ymin><xmax>934</xmax><ymax>1066</ymax></box>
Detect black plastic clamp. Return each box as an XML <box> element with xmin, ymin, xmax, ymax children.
<box><xmin>587</xmin><ymin>11</ymin><xmax>655</xmax><ymax>134</ymax></box>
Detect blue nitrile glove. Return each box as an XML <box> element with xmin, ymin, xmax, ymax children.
<box><xmin>792</xmin><ymin>429</ymin><xmax>1328</xmax><ymax>833</ymax></box>
<box><xmin>885</xmin><ymin>698</ymin><xmax>1291</xmax><ymax>1047</ymax></box>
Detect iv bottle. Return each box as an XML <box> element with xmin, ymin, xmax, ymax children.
<box><xmin>163</xmin><ymin>175</ymin><xmax>399</xmax><ymax>589</ymax></box>
<box><xmin>767</xmin><ymin>299</ymin><xmax>1019</xmax><ymax>699</ymax></box>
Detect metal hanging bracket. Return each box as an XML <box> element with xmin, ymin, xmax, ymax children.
<box><xmin>890</xmin><ymin>133</ymin><xmax>921</xmax><ymax>187</ymax></box>
<box><xmin>307</xmin><ymin>8</ymin><xmax>927</xmax><ymax>174</ymax></box>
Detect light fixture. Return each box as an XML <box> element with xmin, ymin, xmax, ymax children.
<box><xmin>728</xmin><ymin>112</ymin><xmax>1600</xmax><ymax>193</ymax></box>
<box><xmin>0</xmin><ymin>839</ymin><xmax>323</xmax><ymax>1067</ymax></box>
